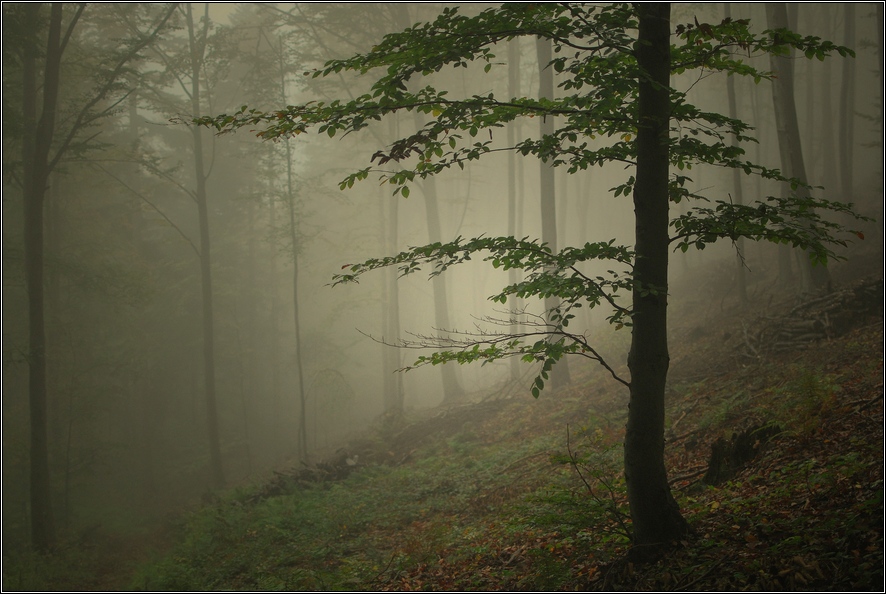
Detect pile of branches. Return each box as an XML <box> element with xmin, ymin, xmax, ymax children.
<box><xmin>741</xmin><ymin>276</ymin><xmax>882</xmax><ymax>359</ymax></box>
<box><xmin>243</xmin><ymin>449</ymin><xmax>360</xmax><ymax>505</ymax></box>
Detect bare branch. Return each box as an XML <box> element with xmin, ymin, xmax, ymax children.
<box><xmin>49</xmin><ymin>3</ymin><xmax>177</xmax><ymax>173</ymax></box>
<box><xmin>91</xmin><ymin>163</ymin><xmax>200</xmax><ymax>258</ymax></box>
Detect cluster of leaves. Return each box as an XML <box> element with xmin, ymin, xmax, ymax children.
<box><xmin>197</xmin><ymin>4</ymin><xmax>852</xmax><ymax>189</ymax></box>
<box><xmin>672</xmin><ymin>15</ymin><xmax>853</xmax><ymax>77</ymax></box>
<box><xmin>672</xmin><ymin>194</ymin><xmax>867</xmax><ymax>264</ymax></box>
<box><xmin>195</xmin><ymin>2</ymin><xmax>864</xmax><ymax>390</ymax></box>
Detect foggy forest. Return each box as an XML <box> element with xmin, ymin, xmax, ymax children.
<box><xmin>2</xmin><ymin>2</ymin><xmax>883</xmax><ymax>591</ymax></box>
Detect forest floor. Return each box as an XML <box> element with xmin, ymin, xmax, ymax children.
<box><xmin>3</xmin><ymin>263</ymin><xmax>883</xmax><ymax>591</ymax></box>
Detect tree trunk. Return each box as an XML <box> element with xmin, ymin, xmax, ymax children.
<box><xmin>393</xmin><ymin>5</ymin><xmax>465</xmax><ymax>405</ymax></box>
<box><xmin>625</xmin><ymin>3</ymin><xmax>689</xmax><ymax>553</ymax></box>
<box><xmin>381</xmin><ymin>188</ymin><xmax>405</xmax><ymax>416</ymax></box>
<box><xmin>267</xmin><ymin>197</ymin><xmax>285</xmax><ymax>461</ymax></box>
<box><xmin>421</xmin><ymin>175</ymin><xmax>466</xmax><ymax>404</ymax></box>
<box><xmin>507</xmin><ymin>38</ymin><xmax>522</xmax><ymax>382</ymax></box>
<box><xmin>838</xmin><ymin>3</ymin><xmax>856</xmax><ymax>200</ymax></box>
<box><xmin>380</xmin><ymin>114</ymin><xmax>405</xmax><ymax>417</ymax></box>
<box><xmin>276</xmin><ymin>35</ymin><xmax>309</xmax><ymax>461</ymax></box>
<box><xmin>536</xmin><ymin>36</ymin><xmax>571</xmax><ymax>389</ymax></box>
<box><xmin>819</xmin><ymin>40</ymin><xmax>839</xmax><ymax>195</ymax></box>
<box><xmin>766</xmin><ymin>3</ymin><xmax>830</xmax><ymax>293</ymax></box>
<box><xmin>285</xmin><ymin>137</ymin><xmax>309</xmax><ymax>462</ymax></box>
<box><xmin>186</xmin><ymin>3</ymin><xmax>224</xmax><ymax>488</ymax></box>
<box><xmin>724</xmin><ymin>3</ymin><xmax>748</xmax><ymax>305</ymax></box>
<box><xmin>22</xmin><ymin>2</ymin><xmax>62</xmax><ymax>552</ymax></box>
<box><xmin>878</xmin><ymin>3</ymin><xmax>885</xmax><ymax>215</ymax></box>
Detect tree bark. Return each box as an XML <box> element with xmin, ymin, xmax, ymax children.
<box><xmin>276</xmin><ymin>35</ymin><xmax>309</xmax><ymax>462</ymax></box>
<box><xmin>838</xmin><ymin>3</ymin><xmax>856</xmax><ymax>200</ymax></box>
<box><xmin>766</xmin><ymin>3</ymin><xmax>830</xmax><ymax>293</ymax></box>
<box><xmin>536</xmin><ymin>36</ymin><xmax>571</xmax><ymax>389</ymax></box>
<box><xmin>392</xmin><ymin>5</ymin><xmax>465</xmax><ymax>405</ymax></box>
<box><xmin>285</xmin><ymin>136</ymin><xmax>308</xmax><ymax>461</ymax></box>
<box><xmin>819</xmin><ymin>37</ymin><xmax>839</xmax><ymax>195</ymax></box>
<box><xmin>420</xmin><ymin>175</ymin><xmax>466</xmax><ymax>404</ymax></box>
<box><xmin>625</xmin><ymin>3</ymin><xmax>689</xmax><ymax>552</ymax></box>
<box><xmin>186</xmin><ymin>3</ymin><xmax>225</xmax><ymax>488</ymax></box>
<box><xmin>22</xmin><ymin>2</ymin><xmax>62</xmax><ymax>553</ymax></box>
<box><xmin>878</xmin><ymin>3</ymin><xmax>885</xmax><ymax>214</ymax></box>
<box><xmin>724</xmin><ymin>3</ymin><xmax>748</xmax><ymax>305</ymax></box>
<box><xmin>507</xmin><ymin>38</ymin><xmax>522</xmax><ymax>381</ymax></box>
<box><xmin>382</xmin><ymin>117</ymin><xmax>405</xmax><ymax>416</ymax></box>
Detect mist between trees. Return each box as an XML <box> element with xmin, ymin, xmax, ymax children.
<box><xmin>2</xmin><ymin>2</ymin><xmax>882</xmax><ymax>554</ymax></box>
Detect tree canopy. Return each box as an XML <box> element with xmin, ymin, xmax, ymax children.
<box><xmin>199</xmin><ymin>1</ymin><xmax>861</xmax><ymax>382</ymax></box>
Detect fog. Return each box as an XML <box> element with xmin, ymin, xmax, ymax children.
<box><xmin>2</xmin><ymin>2</ymin><xmax>882</xmax><ymax>547</ymax></box>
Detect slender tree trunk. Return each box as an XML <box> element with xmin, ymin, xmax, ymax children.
<box><xmin>382</xmin><ymin>187</ymin><xmax>405</xmax><ymax>415</ymax></box>
<box><xmin>275</xmin><ymin>35</ymin><xmax>309</xmax><ymax>461</ymax></box>
<box><xmin>536</xmin><ymin>36</ymin><xmax>571</xmax><ymax>389</ymax></box>
<box><xmin>267</xmin><ymin>198</ymin><xmax>284</xmax><ymax>460</ymax></box>
<box><xmin>838</xmin><ymin>3</ymin><xmax>856</xmax><ymax>200</ymax></box>
<box><xmin>576</xmin><ymin>171</ymin><xmax>595</xmax><ymax>331</ymax></box>
<box><xmin>284</xmin><ymin>137</ymin><xmax>308</xmax><ymax>461</ymax></box>
<box><xmin>802</xmin><ymin>10</ymin><xmax>816</xmax><ymax>177</ymax></box>
<box><xmin>820</xmin><ymin>43</ymin><xmax>839</xmax><ymax>195</ymax></box>
<box><xmin>421</xmin><ymin>175</ymin><xmax>466</xmax><ymax>404</ymax></box>
<box><xmin>186</xmin><ymin>4</ymin><xmax>224</xmax><ymax>488</ymax></box>
<box><xmin>625</xmin><ymin>3</ymin><xmax>689</xmax><ymax>553</ymax></box>
<box><xmin>724</xmin><ymin>3</ymin><xmax>748</xmax><ymax>305</ymax></box>
<box><xmin>23</xmin><ymin>3</ymin><xmax>63</xmax><ymax>552</ymax></box>
<box><xmin>382</xmin><ymin>117</ymin><xmax>405</xmax><ymax>416</ymax></box>
<box><xmin>391</xmin><ymin>5</ymin><xmax>464</xmax><ymax>405</ymax></box>
<box><xmin>766</xmin><ymin>3</ymin><xmax>830</xmax><ymax>293</ymax></box>
<box><xmin>878</xmin><ymin>4</ymin><xmax>884</xmax><ymax>206</ymax></box>
<box><xmin>507</xmin><ymin>38</ymin><xmax>522</xmax><ymax>381</ymax></box>
<box><xmin>747</xmin><ymin>64</ymin><xmax>770</xmax><ymax>268</ymax></box>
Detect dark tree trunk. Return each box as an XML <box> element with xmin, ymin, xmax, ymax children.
<box><xmin>421</xmin><ymin>175</ymin><xmax>466</xmax><ymax>404</ymax></box>
<box><xmin>274</xmin><ymin>35</ymin><xmax>309</xmax><ymax>461</ymax></box>
<box><xmin>766</xmin><ymin>3</ymin><xmax>830</xmax><ymax>293</ymax></box>
<box><xmin>819</xmin><ymin>38</ymin><xmax>839</xmax><ymax>195</ymax></box>
<box><xmin>186</xmin><ymin>4</ymin><xmax>224</xmax><ymax>488</ymax></box>
<box><xmin>381</xmin><ymin>116</ymin><xmax>405</xmax><ymax>417</ymax></box>
<box><xmin>284</xmin><ymin>137</ymin><xmax>308</xmax><ymax>461</ymax></box>
<box><xmin>22</xmin><ymin>2</ymin><xmax>61</xmax><ymax>553</ymax></box>
<box><xmin>267</xmin><ymin>197</ymin><xmax>285</xmax><ymax>460</ymax></box>
<box><xmin>878</xmin><ymin>3</ymin><xmax>885</xmax><ymax>213</ymax></box>
<box><xmin>625</xmin><ymin>3</ymin><xmax>689</xmax><ymax>553</ymax></box>
<box><xmin>536</xmin><ymin>36</ymin><xmax>571</xmax><ymax>389</ymax></box>
<box><xmin>507</xmin><ymin>38</ymin><xmax>522</xmax><ymax>381</ymax></box>
<box><xmin>381</xmin><ymin>190</ymin><xmax>405</xmax><ymax>416</ymax></box>
<box><xmin>393</xmin><ymin>6</ymin><xmax>465</xmax><ymax>405</ymax></box>
<box><xmin>838</xmin><ymin>3</ymin><xmax>856</xmax><ymax>200</ymax></box>
<box><xmin>724</xmin><ymin>3</ymin><xmax>748</xmax><ymax>305</ymax></box>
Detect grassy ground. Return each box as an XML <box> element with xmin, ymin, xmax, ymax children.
<box><xmin>3</xmin><ymin>273</ymin><xmax>883</xmax><ymax>591</ymax></box>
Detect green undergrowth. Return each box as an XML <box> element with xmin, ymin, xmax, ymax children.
<box><xmin>128</xmin><ymin>315</ymin><xmax>881</xmax><ymax>591</ymax></box>
<box><xmin>4</xmin><ymin>301</ymin><xmax>882</xmax><ymax>591</ymax></box>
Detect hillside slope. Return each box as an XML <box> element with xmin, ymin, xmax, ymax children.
<box><xmin>4</xmin><ymin>270</ymin><xmax>883</xmax><ymax>592</ymax></box>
